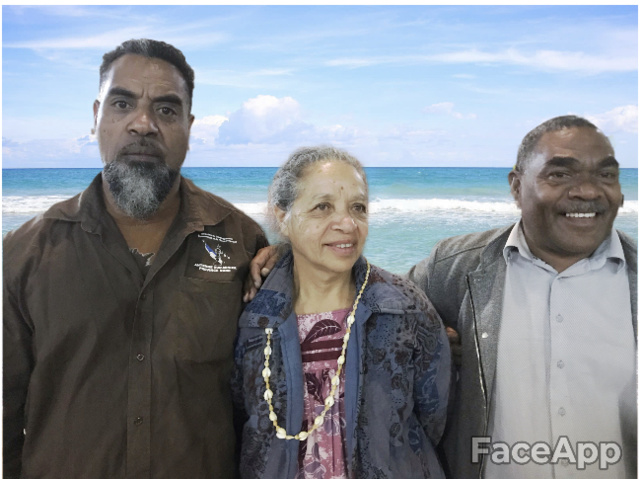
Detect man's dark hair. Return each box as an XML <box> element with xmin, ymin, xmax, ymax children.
<box><xmin>515</xmin><ymin>115</ymin><xmax>604</xmax><ymax>172</ymax></box>
<box><xmin>99</xmin><ymin>39</ymin><xmax>195</xmax><ymax>110</ymax></box>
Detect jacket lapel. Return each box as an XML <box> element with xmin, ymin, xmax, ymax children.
<box><xmin>465</xmin><ymin>230</ymin><xmax>509</xmax><ymax>410</ymax></box>
<box><xmin>344</xmin><ymin>301</ymin><xmax>372</xmax><ymax>471</ymax></box>
<box><xmin>628</xmin><ymin>268</ymin><xmax>637</xmax><ymax>338</ymax></box>
<box><xmin>617</xmin><ymin>231</ymin><xmax>638</xmax><ymax>339</ymax></box>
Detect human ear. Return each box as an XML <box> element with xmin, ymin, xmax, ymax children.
<box><xmin>92</xmin><ymin>100</ymin><xmax>100</xmax><ymax>135</ymax></box>
<box><xmin>186</xmin><ymin>114</ymin><xmax>195</xmax><ymax>151</ymax></box>
<box><xmin>273</xmin><ymin>206</ymin><xmax>289</xmax><ymax>237</ymax></box>
<box><xmin>508</xmin><ymin>170</ymin><xmax>522</xmax><ymax>207</ymax></box>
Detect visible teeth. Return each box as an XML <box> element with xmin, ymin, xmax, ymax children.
<box><xmin>565</xmin><ymin>212</ymin><xmax>596</xmax><ymax>218</ymax></box>
<box><xmin>336</xmin><ymin>243</ymin><xmax>353</xmax><ymax>248</ymax></box>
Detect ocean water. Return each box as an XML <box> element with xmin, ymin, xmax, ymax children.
<box><xmin>3</xmin><ymin>167</ymin><xmax>638</xmax><ymax>275</ymax></box>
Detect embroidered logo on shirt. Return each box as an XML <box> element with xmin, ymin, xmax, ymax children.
<box><xmin>194</xmin><ymin>233</ymin><xmax>238</xmax><ymax>273</ymax></box>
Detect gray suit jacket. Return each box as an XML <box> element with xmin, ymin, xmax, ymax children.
<box><xmin>408</xmin><ymin>225</ymin><xmax>637</xmax><ymax>479</ymax></box>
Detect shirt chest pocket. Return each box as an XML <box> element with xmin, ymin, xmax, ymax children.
<box><xmin>165</xmin><ymin>277</ymin><xmax>244</xmax><ymax>363</ymax></box>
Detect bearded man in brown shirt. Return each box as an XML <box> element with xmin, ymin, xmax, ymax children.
<box><xmin>3</xmin><ymin>38</ymin><xmax>268</xmax><ymax>479</ymax></box>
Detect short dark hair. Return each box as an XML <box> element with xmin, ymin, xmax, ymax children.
<box><xmin>515</xmin><ymin>115</ymin><xmax>604</xmax><ymax>172</ymax></box>
<box><xmin>99</xmin><ymin>39</ymin><xmax>195</xmax><ymax>110</ymax></box>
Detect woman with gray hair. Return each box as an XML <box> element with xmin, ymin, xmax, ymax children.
<box><xmin>232</xmin><ymin>146</ymin><xmax>450</xmax><ymax>479</ymax></box>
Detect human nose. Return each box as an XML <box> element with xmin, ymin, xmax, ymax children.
<box><xmin>331</xmin><ymin>210</ymin><xmax>357</xmax><ymax>232</ymax></box>
<box><xmin>568</xmin><ymin>174</ymin><xmax>601</xmax><ymax>200</ymax></box>
<box><xmin>128</xmin><ymin>106</ymin><xmax>159</xmax><ymax>137</ymax></box>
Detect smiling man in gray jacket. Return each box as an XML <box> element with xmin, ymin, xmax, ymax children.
<box><xmin>408</xmin><ymin>115</ymin><xmax>636</xmax><ymax>479</ymax></box>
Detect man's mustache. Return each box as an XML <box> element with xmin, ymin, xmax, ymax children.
<box><xmin>560</xmin><ymin>201</ymin><xmax>608</xmax><ymax>214</ymax></box>
<box><xmin>116</xmin><ymin>139</ymin><xmax>164</xmax><ymax>159</ymax></box>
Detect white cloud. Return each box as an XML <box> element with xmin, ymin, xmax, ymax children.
<box><xmin>588</xmin><ymin>105</ymin><xmax>638</xmax><ymax>135</ymax></box>
<box><xmin>67</xmin><ymin>135</ymin><xmax>97</xmax><ymax>154</ymax></box>
<box><xmin>253</xmin><ymin>68</ymin><xmax>295</xmax><ymax>77</ymax></box>
<box><xmin>2</xmin><ymin>136</ymin><xmax>100</xmax><ymax>168</ymax></box>
<box><xmin>6</xmin><ymin>29</ymin><xmax>158</xmax><ymax>50</ymax></box>
<box><xmin>195</xmin><ymin>67</ymin><xmax>296</xmax><ymax>90</ymax></box>
<box><xmin>326</xmin><ymin>48</ymin><xmax>636</xmax><ymax>74</ymax></box>
<box><xmin>2</xmin><ymin>137</ymin><xmax>20</xmax><ymax>147</ymax></box>
<box><xmin>6</xmin><ymin>5</ymin><xmax>124</xmax><ymax>19</ymax></box>
<box><xmin>217</xmin><ymin>95</ymin><xmax>307</xmax><ymax>144</ymax></box>
<box><xmin>315</xmin><ymin>124</ymin><xmax>361</xmax><ymax>143</ymax></box>
<box><xmin>424</xmin><ymin>102</ymin><xmax>476</xmax><ymax>120</ymax></box>
<box><xmin>7</xmin><ymin>30</ymin><xmax>229</xmax><ymax>51</ymax></box>
<box><xmin>5</xmin><ymin>15</ymin><xmax>229</xmax><ymax>51</ymax></box>
<box><xmin>3</xmin><ymin>116</ymin><xmax>94</xmax><ymax>142</ymax></box>
<box><xmin>325</xmin><ymin>57</ymin><xmax>388</xmax><ymax>68</ymax></box>
<box><xmin>190</xmin><ymin>115</ymin><xmax>228</xmax><ymax>145</ymax></box>
<box><xmin>511</xmin><ymin>49</ymin><xmax>634</xmax><ymax>74</ymax></box>
<box><xmin>189</xmin><ymin>95</ymin><xmax>361</xmax><ymax>150</ymax></box>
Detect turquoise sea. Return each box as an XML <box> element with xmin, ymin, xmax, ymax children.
<box><xmin>3</xmin><ymin>167</ymin><xmax>638</xmax><ymax>275</ymax></box>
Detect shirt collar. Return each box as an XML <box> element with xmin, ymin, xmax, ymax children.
<box><xmin>177</xmin><ymin>175</ymin><xmax>233</xmax><ymax>229</ymax></box>
<box><xmin>503</xmin><ymin>221</ymin><xmax>625</xmax><ymax>271</ymax></box>
<box><xmin>502</xmin><ymin>221</ymin><xmax>533</xmax><ymax>264</ymax></box>
<box><xmin>592</xmin><ymin>228</ymin><xmax>626</xmax><ymax>271</ymax></box>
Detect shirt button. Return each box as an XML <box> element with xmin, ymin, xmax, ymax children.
<box><xmin>140</xmin><ymin>292</ymin><xmax>147</xmax><ymax>300</ymax></box>
<box><xmin>558</xmin><ymin>407</ymin><xmax>566</xmax><ymax>416</ymax></box>
<box><xmin>481</xmin><ymin>332</ymin><xmax>489</xmax><ymax>339</ymax></box>
<box><xmin>557</xmin><ymin>360</ymin><xmax>565</xmax><ymax>369</ymax></box>
<box><xmin>134</xmin><ymin>416</ymin><xmax>144</xmax><ymax>426</ymax></box>
<box><xmin>136</xmin><ymin>354</ymin><xmax>145</xmax><ymax>362</ymax></box>
<box><xmin>556</xmin><ymin>314</ymin><xmax>563</xmax><ymax>323</ymax></box>
<box><xmin>560</xmin><ymin>458</ymin><xmax>570</xmax><ymax>467</ymax></box>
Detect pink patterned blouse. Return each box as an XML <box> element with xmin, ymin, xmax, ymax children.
<box><xmin>295</xmin><ymin>308</ymin><xmax>350</xmax><ymax>479</ymax></box>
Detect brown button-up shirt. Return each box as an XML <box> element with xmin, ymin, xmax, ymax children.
<box><xmin>3</xmin><ymin>174</ymin><xmax>268</xmax><ymax>479</ymax></box>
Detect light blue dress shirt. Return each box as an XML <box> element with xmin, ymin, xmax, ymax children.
<box><xmin>485</xmin><ymin>224</ymin><xmax>635</xmax><ymax>479</ymax></box>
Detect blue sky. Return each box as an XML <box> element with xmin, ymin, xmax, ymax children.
<box><xmin>2</xmin><ymin>5</ymin><xmax>638</xmax><ymax>168</ymax></box>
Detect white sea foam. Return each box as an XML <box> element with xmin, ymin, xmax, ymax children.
<box><xmin>2</xmin><ymin>196</ymin><xmax>72</xmax><ymax>214</ymax></box>
<box><xmin>369</xmin><ymin>198</ymin><xmax>519</xmax><ymax>214</ymax></box>
<box><xmin>232</xmin><ymin>202</ymin><xmax>269</xmax><ymax>217</ymax></box>
<box><xmin>620</xmin><ymin>200</ymin><xmax>639</xmax><ymax>214</ymax></box>
<box><xmin>3</xmin><ymin>196</ymin><xmax>638</xmax><ymax>217</ymax></box>
<box><xmin>228</xmin><ymin>198</ymin><xmax>639</xmax><ymax>217</ymax></box>
<box><xmin>370</xmin><ymin>198</ymin><xmax>639</xmax><ymax>215</ymax></box>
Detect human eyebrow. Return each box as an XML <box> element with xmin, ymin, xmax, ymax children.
<box><xmin>153</xmin><ymin>94</ymin><xmax>184</xmax><ymax>107</ymax></box>
<box><xmin>598</xmin><ymin>156</ymin><xmax>619</xmax><ymax>168</ymax></box>
<box><xmin>106</xmin><ymin>87</ymin><xmax>137</xmax><ymax>99</ymax></box>
<box><xmin>310</xmin><ymin>194</ymin><xmax>334</xmax><ymax>203</ymax></box>
<box><xmin>545</xmin><ymin>156</ymin><xmax>578</xmax><ymax>168</ymax></box>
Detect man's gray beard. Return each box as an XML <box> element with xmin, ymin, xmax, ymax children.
<box><xmin>103</xmin><ymin>160</ymin><xmax>179</xmax><ymax>220</ymax></box>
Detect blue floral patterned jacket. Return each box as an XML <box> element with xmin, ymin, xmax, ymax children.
<box><xmin>232</xmin><ymin>251</ymin><xmax>451</xmax><ymax>479</ymax></box>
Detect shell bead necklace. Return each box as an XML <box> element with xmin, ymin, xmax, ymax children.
<box><xmin>262</xmin><ymin>260</ymin><xmax>371</xmax><ymax>441</ymax></box>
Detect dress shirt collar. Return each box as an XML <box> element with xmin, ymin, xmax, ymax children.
<box><xmin>502</xmin><ymin>221</ymin><xmax>625</xmax><ymax>272</ymax></box>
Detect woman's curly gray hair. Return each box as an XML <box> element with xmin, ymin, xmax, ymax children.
<box><xmin>267</xmin><ymin>145</ymin><xmax>368</xmax><ymax>235</ymax></box>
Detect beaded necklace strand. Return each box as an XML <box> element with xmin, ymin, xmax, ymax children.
<box><xmin>261</xmin><ymin>260</ymin><xmax>371</xmax><ymax>441</ymax></box>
